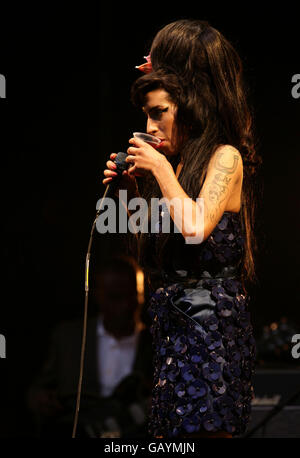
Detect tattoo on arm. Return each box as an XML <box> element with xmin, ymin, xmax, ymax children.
<box><xmin>214</xmin><ymin>151</ymin><xmax>239</xmax><ymax>174</ymax></box>
<box><xmin>207</xmin><ymin>151</ymin><xmax>239</xmax><ymax>224</ymax></box>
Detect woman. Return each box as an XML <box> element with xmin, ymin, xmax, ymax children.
<box><xmin>103</xmin><ymin>19</ymin><xmax>262</xmax><ymax>438</ymax></box>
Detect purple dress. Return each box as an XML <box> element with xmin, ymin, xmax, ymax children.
<box><xmin>146</xmin><ymin>207</ymin><xmax>256</xmax><ymax>438</ymax></box>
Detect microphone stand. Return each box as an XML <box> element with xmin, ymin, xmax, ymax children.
<box><xmin>71</xmin><ymin>187</ymin><xmax>113</xmax><ymax>438</ymax></box>
<box><xmin>72</xmin><ymin>152</ymin><xmax>128</xmax><ymax>438</ymax></box>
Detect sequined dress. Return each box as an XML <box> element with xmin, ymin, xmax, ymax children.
<box><xmin>146</xmin><ymin>206</ymin><xmax>256</xmax><ymax>438</ymax></box>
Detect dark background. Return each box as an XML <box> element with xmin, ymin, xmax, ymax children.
<box><xmin>0</xmin><ymin>3</ymin><xmax>299</xmax><ymax>437</ymax></box>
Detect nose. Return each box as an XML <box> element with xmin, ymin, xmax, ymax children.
<box><xmin>146</xmin><ymin>118</ymin><xmax>159</xmax><ymax>135</ymax></box>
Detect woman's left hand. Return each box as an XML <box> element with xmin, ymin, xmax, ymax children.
<box><xmin>126</xmin><ymin>137</ymin><xmax>165</xmax><ymax>176</ymax></box>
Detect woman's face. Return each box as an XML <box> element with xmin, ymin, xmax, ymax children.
<box><xmin>142</xmin><ymin>88</ymin><xmax>177</xmax><ymax>156</ymax></box>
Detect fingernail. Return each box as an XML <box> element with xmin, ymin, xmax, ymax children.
<box><xmin>112</xmin><ymin>163</ymin><xmax>117</xmax><ymax>169</ymax></box>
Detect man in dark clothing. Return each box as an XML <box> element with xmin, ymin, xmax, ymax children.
<box><xmin>27</xmin><ymin>255</ymin><xmax>153</xmax><ymax>438</ymax></box>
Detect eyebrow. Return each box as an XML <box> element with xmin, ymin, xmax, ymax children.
<box><xmin>142</xmin><ymin>105</ymin><xmax>168</xmax><ymax>115</ymax></box>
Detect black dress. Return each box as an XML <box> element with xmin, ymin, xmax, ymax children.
<box><xmin>146</xmin><ymin>205</ymin><xmax>256</xmax><ymax>438</ymax></box>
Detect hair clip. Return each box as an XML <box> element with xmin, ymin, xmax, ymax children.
<box><xmin>135</xmin><ymin>54</ymin><xmax>152</xmax><ymax>74</ymax></box>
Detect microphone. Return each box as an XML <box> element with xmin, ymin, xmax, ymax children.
<box><xmin>96</xmin><ymin>152</ymin><xmax>129</xmax><ymax>216</ymax></box>
<box><xmin>106</xmin><ymin>151</ymin><xmax>129</xmax><ymax>198</ymax></box>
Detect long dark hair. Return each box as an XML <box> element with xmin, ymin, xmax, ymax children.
<box><xmin>129</xmin><ymin>19</ymin><xmax>262</xmax><ymax>291</ymax></box>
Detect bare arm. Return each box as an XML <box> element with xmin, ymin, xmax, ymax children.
<box><xmin>197</xmin><ymin>145</ymin><xmax>242</xmax><ymax>239</ymax></box>
<box><xmin>152</xmin><ymin>145</ymin><xmax>242</xmax><ymax>242</ymax></box>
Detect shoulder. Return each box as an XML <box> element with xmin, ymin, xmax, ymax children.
<box><xmin>207</xmin><ymin>144</ymin><xmax>243</xmax><ymax>182</ymax></box>
<box><xmin>212</xmin><ymin>144</ymin><xmax>242</xmax><ymax>158</ymax></box>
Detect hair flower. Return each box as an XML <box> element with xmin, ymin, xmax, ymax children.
<box><xmin>135</xmin><ymin>54</ymin><xmax>152</xmax><ymax>73</ymax></box>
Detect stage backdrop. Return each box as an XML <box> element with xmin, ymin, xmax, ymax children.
<box><xmin>0</xmin><ymin>3</ymin><xmax>299</xmax><ymax>437</ymax></box>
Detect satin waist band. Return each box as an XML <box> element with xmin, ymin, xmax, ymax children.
<box><xmin>159</xmin><ymin>265</ymin><xmax>240</xmax><ymax>286</ymax></box>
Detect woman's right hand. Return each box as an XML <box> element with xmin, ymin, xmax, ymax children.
<box><xmin>102</xmin><ymin>153</ymin><xmax>139</xmax><ymax>199</ymax></box>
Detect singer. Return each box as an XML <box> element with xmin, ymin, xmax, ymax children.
<box><xmin>102</xmin><ymin>19</ymin><xmax>262</xmax><ymax>438</ymax></box>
